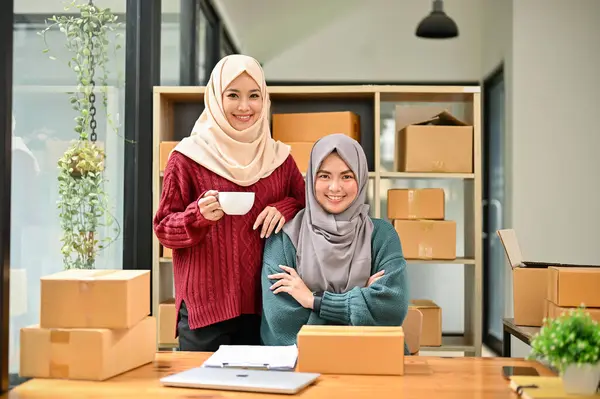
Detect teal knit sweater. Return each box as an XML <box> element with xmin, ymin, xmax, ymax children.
<box><xmin>260</xmin><ymin>218</ymin><xmax>410</xmax><ymax>354</ymax></box>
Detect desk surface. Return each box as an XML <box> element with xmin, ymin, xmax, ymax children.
<box><xmin>5</xmin><ymin>352</ymin><xmax>554</xmax><ymax>399</ymax></box>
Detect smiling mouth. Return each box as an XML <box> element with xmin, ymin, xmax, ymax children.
<box><xmin>234</xmin><ymin>114</ymin><xmax>253</xmax><ymax>122</ymax></box>
<box><xmin>326</xmin><ymin>195</ymin><xmax>345</xmax><ymax>203</ymax></box>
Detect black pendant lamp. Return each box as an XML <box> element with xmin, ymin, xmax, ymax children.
<box><xmin>416</xmin><ymin>0</ymin><xmax>459</xmax><ymax>39</ymax></box>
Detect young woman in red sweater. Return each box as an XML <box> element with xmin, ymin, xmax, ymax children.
<box><xmin>153</xmin><ymin>55</ymin><xmax>306</xmax><ymax>351</ymax></box>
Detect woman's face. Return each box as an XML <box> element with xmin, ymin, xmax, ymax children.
<box><xmin>314</xmin><ymin>151</ymin><xmax>359</xmax><ymax>214</ymax></box>
<box><xmin>222</xmin><ymin>72</ymin><xmax>263</xmax><ymax>131</ymax></box>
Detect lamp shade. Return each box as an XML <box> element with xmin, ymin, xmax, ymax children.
<box><xmin>416</xmin><ymin>0</ymin><xmax>459</xmax><ymax>39</ymax></box>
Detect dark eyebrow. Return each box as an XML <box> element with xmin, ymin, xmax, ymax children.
<box><xmin>225</xmin><ymin>88</ymin><xmax>260</xmax><ymax>93</ymax></box>
<box><xmin>316</xmin><ymin>169</ymin><xmax>330</xmax><ymax>175</ymax></box>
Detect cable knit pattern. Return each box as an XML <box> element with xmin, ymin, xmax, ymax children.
<box><xmin>260</xmin><ymin>218</ymin><xmax>410</xmax><ymax>354</ymax></box>
<box><xmin>153</xmin><ymin>151</ymin><xmax>306</xmax><ymax>331</ymax></box>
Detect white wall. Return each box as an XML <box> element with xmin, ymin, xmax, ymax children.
<box><xmin>263</xmin><ymin>0</ymin><xmax>482</xmax><ymax>82</ymax></box>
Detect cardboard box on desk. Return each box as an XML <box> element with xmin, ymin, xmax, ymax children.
<box><xmin>497</xmin><ymin>229</ymin><xmax>550</xmax><ymax>327</ymax></box>
<box><xmin>547</xmin><ymin>266</ymin><xmax>600</xmax><ymax>308</ymax></box>
<box><xmin>297</xmin><ymin>325</ymin><xmax>405</xmax><ymax>376</ymax></box>
<box><xmin>387</xmin><ymin>188</ymin><xmax>445</xmax><ymax>220</ymax></box>
<box><xmin>40</xmin><ymin>270</ymin><xmax>150</xmax><ymax>329</ymax></box>
<box><xmin>272</xmin><ymin>111</ymin><xmax>360</xmax><ymax>143</ymax></box>
<box><xmin>394</xmin><ymin>106</ymin><xmax>473</xmax><ymax>173</ymax></box>
<box><xmin>546</xmin><ymin>300</ymin><xmax>600</xmax><ymax>322</ymax></box>
<box><xmin>20</xmin><ymin>316</ymin><xmax>156</xmax><ymax>381</ymax></box>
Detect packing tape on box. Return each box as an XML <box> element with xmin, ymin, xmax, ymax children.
<box><xmin>418</xmin><ymin>244</ymin><xmax>433</xmax><ymax>260</ymax></box>
<box><xmin>49</xmin><ymin>362</ymin><xmax>70</xmax><ymax>379</ymax></box>
<box><xmin>407</xmin><ymin>190</ymin><xmax>418</xmax><ymax>219</ymax></box>
<box><xmin>430</xmin><ymin>160</ymin><xmax>445</xmax><ymax>172</ymax></box>
<box><xmin>50</xmin><ymin>330</ymin><xmax>70</xmax><ymax>378</ymax></box>
<box><xmin>50</xmin><ymin>330</ymin><xmax>71</xmax><ymax>344</ymax></box>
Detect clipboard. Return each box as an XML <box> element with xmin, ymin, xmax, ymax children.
<box><xmin>509</xmin><ymin>376</ymin><xmax>600</xmax><ymax>398</ymax></box>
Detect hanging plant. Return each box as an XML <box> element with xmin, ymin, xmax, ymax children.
<box><xmin>39</xmin><ymin>0</ymin><xmax>123</xmax><ymax>269</ymax></box>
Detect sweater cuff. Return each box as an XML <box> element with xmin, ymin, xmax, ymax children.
<box><xmin>269</xmin><ymin>197</ymin><xmax>300</xmax><ymax>222</ymax></box>
<box><xmin>319</xmin><ymin>291</ymin><xmax>350</xmax><ymax>325</ymax></box>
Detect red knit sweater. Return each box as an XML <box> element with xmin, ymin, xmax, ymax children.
<box><xmin>153</xmin><ymin>151</ymin><xmax>306</xmax><ymax>331</ymax></box>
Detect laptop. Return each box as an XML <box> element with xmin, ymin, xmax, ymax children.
<box><xmin>497</xmin><ymin>229</ymin><xmax>600</xmax><ymax>268</ymax></box>
<box><xmin>159</xmin><ymin>366</ymin><xmax>320</xmax><ymax>395</ymax></box>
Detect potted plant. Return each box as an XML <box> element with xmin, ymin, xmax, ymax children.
<box><xmin>39</xmin><ymin>0</ymin><xmax>123</xmax><ymax>269</ymax></box>
<box><xmin>529</xmin><ymin>306</ymin><xmax>600</xmax><ymax>395</ymax></box>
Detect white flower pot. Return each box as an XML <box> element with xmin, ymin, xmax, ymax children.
<box><xmin>562</xmin><ymin>363</ymin><xmax>600</xmax><ymax>395</ymax></box>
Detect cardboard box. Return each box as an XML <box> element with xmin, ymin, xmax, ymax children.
<box><xmin>409</xmin><ymin>299</ymin><xmax>442</xmax><ymax>346</ymax></box>
<box><xmin>287</xmin><ymin>142</ymin><xmax>314</xmax><ymax>174</ymax></box>
<box><xmin>498</xmin><ymin>229</ymin><xmax>552</xmax><ymax>326</ymax></box>
<box><xmin>548</xmin><ymin>266</ymin><xmax>600</xmax><ymax>308</ymax></box>
<box><xmin>159</xmin><ymin>141</ymin><xmax>179</xmax><ymax>171</ymax></box>
<box><xmin>20</xmin><ymin>316</ymin><xmax>156</xmax><ymax>381</ymax></box>
<box><xmin>272</xmin><ymin>111</ymin><xmax>360</xmax><ymax>143</ymax></box>
<box><xmin>40</xmin><ymin>270</ymin><xmax>150</xmax><ymax>329</ymax></box>
<box><xmin>387</xmin><ymin>188</ymin><xmax>445</xmax><ymax>220</ymax></box>
<box><xmin>297</xmin><ymin>325</ymin><xmax>404</xmax><ymax>375</ymax></box>
<box><xmin>394</xmin><ymin>106</ymin><xmax>473</xmax><ymax>173</ymax></box>
<box><xmin>546</xmin><ymin>300</ymin><xmax>600</xmax><ymax>322</ymax></box>
<box><xmin>162</xmin><ymin>246</ymin><xmax>172</xmax><ymax>258</ymax></box>
<box><xmin>158</xmin><ymin>299</ymin><xmax>178</xmax><ymax>346</ymax></box>
<box><xmin>393</xmin><ymin>220</ymin><xmax>456</xmax><ymax>260</ymax></box>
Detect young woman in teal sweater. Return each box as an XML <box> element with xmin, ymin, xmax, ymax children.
<box><xmin>260</xmin><ymin>134</ymin><xmax>410</xmax><ymax>354</ymax></box>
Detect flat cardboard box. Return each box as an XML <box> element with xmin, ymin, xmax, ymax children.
<box><xmin>159</xmin><ymin>141</ymin><xmax>179</xmax><ymax>171</ymax></box>
<box><xmin>548</xmin><ymin>266</ymin><xmax>600</xmax><ymax>308</ymax></box>
<box><xmin>393</xmin><ymin>220</ymin><xmax>456</xmax><ymax>260</ymax></box>
<box><xmin>497</xmin><ymin>229</ymin><xmax>552</xmax><ymax>327</ymax></box>
<box><xmin>387</xmin><ymin>188</ymin><xmax>445</xmax><ymax>220</ymax></box>
<box><xmin>40</xmin><ymin>270</ymin><xmax>150</xmax><ymax>329</ymax></box>
<box><xmin>546</xmin><ymin>300</ymin><xmax>600</xmax><ymax>322</ymax></box>
<box><xmin>394</xmin><ymin>106</ymin><xmax>473</xmax><ymax>173</ymax></box>
<box><xmin>409</xmin><ymin>299</ymin><xmax>442</xmax><ymax>346</ymax></box>
<box><xmin>297</xmin><ymin>325</ymin><xmax>404</xmax><ymax>375</ymax></box>
<box><xmin>272</xmin><ymin>111</ymin><xmax>360</xmax><ymax>143</ymax></box>
<box><xmin>20</xmin><ymin>316</ymin><xmax>156</xmax><ymax>381</ymax></box>
<box><xmin>287</xmin><ymin>142</ymin><xmax>314</xmax><ymax>174</ymax></box>
<box><xmin>158</xmin><ymin>299</ymin><xmax>178</xmax><ymax>346</ymax></box>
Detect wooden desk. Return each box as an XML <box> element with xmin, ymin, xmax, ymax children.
<box><xmin>502</xmin><ymin>318</ymin><xmax>540</xmax><ymax>357</ymax></box>
<box><xmin>4</xmin><ymin>352</ymin><xmax>554</xmax><ymax>398</ymax></box>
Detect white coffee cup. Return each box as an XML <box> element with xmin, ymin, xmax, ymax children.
<box><xmin>218</xmin><ymin>192</ymin><xmax>255</xmax><ymax>215</ymax></box>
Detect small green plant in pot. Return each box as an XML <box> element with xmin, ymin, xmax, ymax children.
<box><xmin>40</xmin><ymin>0</ymin><xmax>123</xmax><ymax>269</ymax></box>
<box><xmin>528</xmin><ymin>306</ymin><xmax>600</xmax><ymax>394</ymax></box>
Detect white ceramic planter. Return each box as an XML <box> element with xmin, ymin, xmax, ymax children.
<box><xmin>562</xmin><ymin>363</ymin><xmax>600</xmax><ymax>395</ymax></box>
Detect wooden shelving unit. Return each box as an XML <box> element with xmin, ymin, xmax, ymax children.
<box><xmin>152</xmin><ymin>85</ymin><xmax>482</xmax><ymax>356</ymax></box>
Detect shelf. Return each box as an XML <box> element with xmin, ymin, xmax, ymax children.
<box><xmin>152</xmin><ymin>84</ymin><xmax>483</xmax><ymax>357</ymax></box>
<box><xmin>407</xmin><ymin>257</ymin><xmax>475</xmax><ymax>265</ymax></box>
<box><xmin>379</xmin><ymin>172</ymin><xmax>475</xmax><ymax>179</ymax></box>
<box><xmin>421</xmin><ymin>335</ymin><xmax>475</xmax><ymax>353</ymax></box>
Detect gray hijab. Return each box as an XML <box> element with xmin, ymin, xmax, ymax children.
<box><xmin>283</xmin><ymin>134</ymin><xmax>374</xmax><ymax>294</ymax></box>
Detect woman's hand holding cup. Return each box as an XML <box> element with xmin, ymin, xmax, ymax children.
<box><xmin>198</xmin><ymin>190</ymin><xmax>224</xmax><ymax>221</ymax></box>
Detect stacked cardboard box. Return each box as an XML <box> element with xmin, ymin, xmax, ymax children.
<box><xmin>388</xmin><ymin>188</ymin><xmax>456</xmax><ymax>260</ymax></box>
<box><xmin>272</xmin><ymin>111</ymin><xmax>361</xmax><ymax>174</ymax></box>
<box><xmin>394</xmin><ymin>106</ymin><xmax>473</xmax><ymax>173</ymax></box>
<box><xmin>498</xmin><ymin>229</ymin><xmax>600</xmax><ymax>327</ymax></box>
<box><xmin>20</xmin><ymin>270</ymin><xmax>156</xmax><ymax>381</ymax></box>
<box><xmin>545</xmin><ymin>267</ymin><xmax>600</xmax><ymax>322</ymax></box>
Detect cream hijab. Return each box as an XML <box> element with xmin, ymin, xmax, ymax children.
<box><xmin>283</xmin><ymin>134</ymin><xmax>374</xmax><ymax>294</ymax></box>
<box><xmin>174</xmin><ymin>55</ymin><xmax>290</xmax><ymax>186</ymax></box>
